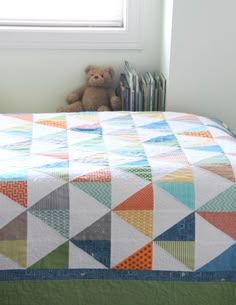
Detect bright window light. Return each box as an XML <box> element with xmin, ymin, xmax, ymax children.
<box><xmin>0</xmin><ymin>0</ymin><xmax>124</xmax><ymax>27</ymax></box>
<box><xmin>0</xmin><ymin>0</ymin><xmax>143</xmax><ymax>49</ymax></box>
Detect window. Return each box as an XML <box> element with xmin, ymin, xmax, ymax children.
<box><xmin>0</xmin><ymin>0</ymin><xmax>144</xmax><ymax>49</ymax></box>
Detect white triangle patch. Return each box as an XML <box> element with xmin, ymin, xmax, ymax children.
<box><xmin>27</xmin><ymin>212</ymin><xmax>67</xmax><ymax>267</ymax></box>
<box><xmin>99</xmin><ymin>111</ymin><xmax>130</xmax><ymax>122</ymax></box>
<box><xmin>69</xmin><ymin>160</ymin><xmax>104</xmax><ymax>181</ymax></box>
<box><xmin>30</xmin><ymin>154</ymin><xmax>65</xmax><ymax>167</ymax></box>
<box><xmin>195</xmin><ymin>213</ymin><xmax>235</xmax><ymax>270</ymax></box>
<box><xmin>69</xmin><ymin>241</ymin><xmax>107</xmax><ymax>269</ymax></box>
<box><xmin>0</xmin><ymin>114</ymin><xmax>29</xmax><ymax>130</ymax></box>
<box><xmin>68</xmin><ymin>130</ymin><xmax>100</xmax><ymax>146</ymax></box>
<box><xmin>108</xmin><ymin>152</ymin><xmax>143</xmax><ymax>168</ymax></box>
<box><xmin>111</xmin><ymin>168</ymin><xmax>150</xmax><ymax>209</ymax></box>
<box><xmin>69</xmin><ymin>184</ymin><xmax>109</xmax><ymax>238</ymax></box>
<box><xmin>110</xmin><ymin>212</ymin><xmax>150</xmax><ymax>268</ymax></box>
<box><xmin>183</xmin><ymin>148</ymin><xmax>221</xmax><ymax>164</ymax></box>
<box><xmin>0</xmin><ymin>194</ymin><xmax>25</xmax><ymax>228</ymax></box>
<box><xmin>151</xmin><ymin>160</ymin><xmax>185</xmax><ymax>182</ymax></box>
<box><xmin>192</xmin><ymin>166</ymin><xmax>234</xmax><ymax>210</ymax></box>
<box><xmin>227</xmin><ymin>154</ymin><xmax>236</xmax><ymax>178</ymax></box>
<box><xmin>153</xmin><ymin>185</ymin><xmax>192</xmax><ymax>238</ymax></box>
<box><xmin>33</xmin><ymin>121</ymin><xmax>64</xmax><ymax>136</ymax></box>
<box><xmin>0</xmin><ymin>254</ymin><xmax>25</xmax><ymax>270</ymax></box>
<box><xmin>152</xmin><ymin>242</ymin><xmax>192</xmax><ymax>271</ymax></box>
<box><xmin>28</xmin><ymin>170</ymin><xmax>67</xmax><ymax>208</ymax></box>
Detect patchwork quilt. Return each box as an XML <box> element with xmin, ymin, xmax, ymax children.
<box><xmin>0</xmin><ymin>111</ymin><xmax>235</xmax><ymax>282</ymax></box>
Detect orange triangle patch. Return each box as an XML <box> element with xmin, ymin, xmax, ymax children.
<box><xmin>38</xmin><ymin>152</ymin><xmax>69</xmax><ymax>160</ymax></box>
<box><xmin>72</xmin><ymin>168</ymin><xmax>111</xmax><ymax>183</ymax></box>
<box><xmin>112</xmin><ymin>242</ymin><xmax>152</xmax><ymax>270</ymax></box>
<box><xmin>0</xmin><ymin>212</ymin><xmax>27</xmax><ymax>240</ymax></box>
<box><xmin>7</xmin><ymin>114</ymin><xmax>34</xmax><ymax>122</ymax></box>
<box><xmin>198</xmin><ymin>212</ymin><xmax>236</xmax><ymax>239</ymax></box>
<box><xmin>37</xmin><ymin>120</ymin><xmax>67</xmax><ymax>129</ymax></box>
<box><xmin>114</xmin><ymin>183</ymin><xmax>153</xmax><ymax>211</ymax></box>
<box><xmin>170</xmin><ymin>114</ymin><xmax>199</xmax><ymax>121</ymax></box>
<box><xmin>0</xmin><ymin>181</ymin><xmax>27</xmax><ymax>208</ymax></box>
<box><xmin>198</xmin><ymin>164</ymin><xmax>235</xmax><ymax>182</ymax></box>
<box><xmin>158</xmin><ymin>153</ymin><xmax>189</xmax><ymax>164</ymax></box>
<box><xmin>180</xmin><ymin>131</ymin><xmax>212</xmax><ymax>138</ymax></box>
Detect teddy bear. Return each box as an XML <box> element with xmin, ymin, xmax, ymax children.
<box><xmin>57</xmin><ymin>65</ymin><xmax>121</xmax><ymax>112</ymax></box>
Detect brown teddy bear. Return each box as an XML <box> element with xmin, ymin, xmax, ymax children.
<box><xmin>57</xmin><ymin>65</ymin><xmax>121</xmax><ymax>112</ymax></box>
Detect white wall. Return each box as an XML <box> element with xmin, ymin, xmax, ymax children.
<box><xmin>0</xmin><ymin>0</ymin><xmax>162</xmax><ymax>113</ymax></box>
<box><xmin>1</xmin><ymin>0</ymin><xmax>236</xmax><ymax>134</ymax></box>
<box><xmin>164</xmin><ymin>0</ymin><xmax>236</xmax><ymax>133</ymax></box>
<box><xmin>160</xmin><ymin>0</ymin><xmax>173</xmax><ymax>81</ymax></box>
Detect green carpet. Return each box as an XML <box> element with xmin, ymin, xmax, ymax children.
<box><xmin>0</xmin><ymin>280</ymin><xmax>235</xmax><ymax>305</ymax></box>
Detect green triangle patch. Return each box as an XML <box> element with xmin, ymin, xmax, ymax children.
<box><xmin>198</xmin><ymin>184</ymin><xmax>236</xmax><ymax>212</ymax></box>
<box><xmin>119</xmin><ymin>166</ymin><xmax>152</xmax><ymax>182</ymax></box>
<box><xmin>30</xmin><ymin>241</ymin><xmax>69</xmax><ymax>269</ymax></box>
<box><xmin>156</xmin><ymin>241</ymin><xmax>195</xmax><ymax>270</ymax></box>
<box><xmin>72</xmin><ymin>182</ymin><xmax>111</xmax><ymax>209</ymax></box>
<box><xmin>33</xmin><ymin>167</ymin><xmax>69</xmax><ymax>182</ymax></box>
<box><xmin>74</xmin><ymin>136</ymin><xmax>105</xmax><ymax>150</ymax></box>
<box><xmin>0</xmin><ymin>240</ymin><xmax>27</xmax><ymax>267</ymax></box>
<box><xmin>196</xmin><ymin>154</ymin><xmax>230</xmax><ymax>165</ymax></box>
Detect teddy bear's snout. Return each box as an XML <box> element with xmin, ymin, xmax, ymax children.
<box><xmin>89</xmin><ymin>74</ymin><xmax>106</xmax><ymax>86</ymax></box>
<box><xmin>94</xmin><ymin>75</ymin><xmax>101</xmax><ymax>80</ymax></box>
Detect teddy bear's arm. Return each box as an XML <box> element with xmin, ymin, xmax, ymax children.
<box><xmin>66</xmin><ymin>85</ymin><xmax>86</xmax><ymax>105</ymax></box>
<box><xmin>108</xmin><ymin>88</ymin><xmax>122</xmax><ymax>111</ymax></box>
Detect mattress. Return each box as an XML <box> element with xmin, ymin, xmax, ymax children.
<box><xmin>0</xmin><ymin>111</ymin><xmax>235</xmax><ymax>305</ymax></box>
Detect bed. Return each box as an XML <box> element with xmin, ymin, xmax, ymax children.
<box><xmin>0</xmin><ymin>111</ymin><xmax>235</xmax><ymax>305</ymax></box>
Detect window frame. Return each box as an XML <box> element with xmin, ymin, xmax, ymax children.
<box><xmin>0</xmin><ymin>0</ymin><xmax>144</xmax><ymax>50</ymax></box>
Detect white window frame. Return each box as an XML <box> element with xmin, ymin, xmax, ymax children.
<box><xmin>0</xmin><ymin>0</ymin><xmax>144</xmax><ymax>49</ymax></box>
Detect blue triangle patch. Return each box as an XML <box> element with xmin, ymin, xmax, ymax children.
<box><xmin>197</xmin><ymin>244</ymin><xmax>236</xmax><ymax>272</ymax></box>
<box><xmin>70</xmin><ymin>127</ymin><xmax>103</xmax><ymax>135</ymax></box>
<box><xmin>184</xmin><ymin>125</ymin><xmax>209</xmax><ymax>133</ymax></box>
<box><xmin>140</xmin><ymin>120</ymin><xmax>170</xmax><ymax>131</ymax></box>
<box><xmin>0</xmin><ymin>169</ymin><xmax>28</xmax><ymax>182</ymax></box>
<box><xmin>146</xmin><ymin>134</ymin><xmax>177</xmax><ymax>143</ymax></box>
<box><xmin>120</xmin><ymin>159</ymin><xmax>150</xmax><ymax>168</ymax></box>
<box><xmin>102</xmin><ymin>114</ymin><xmax>133</xmax><ymax>125</ymax></box>
<box><xmin>157</xmin><ymin>182</ymin><xmax>195</xmax><ymax>210</ymax></box>
<box><xmin>37</xmin><ymin>160</ymin><xmax>69</xmax><ymax>169</ymax></box>
<box><xmin>111</xmin><ymin>149</ymin><xmax>146</xmax><ymax>158</ymax></box>
<box><xmin>7</xmin><ymin>128</ymin><xmax>32</xmax><ymax>139</ymax></box>
<box><xmin>71</xmin><ymin>240</ymin><xmax>110</xmax><ymax>268</ymax></box>
<box><xmin>154</xmin><ymin>213</ymin><xmax>195</xmax><ymax>241</ymax></box>
<box><xmin>189</xmin><ymin>145</ymin><xmax>224</xmax><ymax>153</ymax></box>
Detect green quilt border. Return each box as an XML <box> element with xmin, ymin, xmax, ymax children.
<box><xmin>0</xmin><ymin>280</ymin><xmax>235</xmax><ymax>305</ymax></box>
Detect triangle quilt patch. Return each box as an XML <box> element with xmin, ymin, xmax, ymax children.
<box><xmin>30</xmin><ymin>241</ymin><xmax>69</xmax><ymax>269</ymax></box>
<box><xmin>112</xmin><ymin>242</ymin><xmax>152</xmax><ymax>270</ymax></box>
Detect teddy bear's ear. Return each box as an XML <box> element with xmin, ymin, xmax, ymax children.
<box><xmin>105</xmin><ymin>67</ymin><xmax>115</xmax><ymax>78</ymax></box>
<box><xmin>85</xmin><ymin>65</ymin><xmax>95</xmax><ymax>73</ymax></box>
